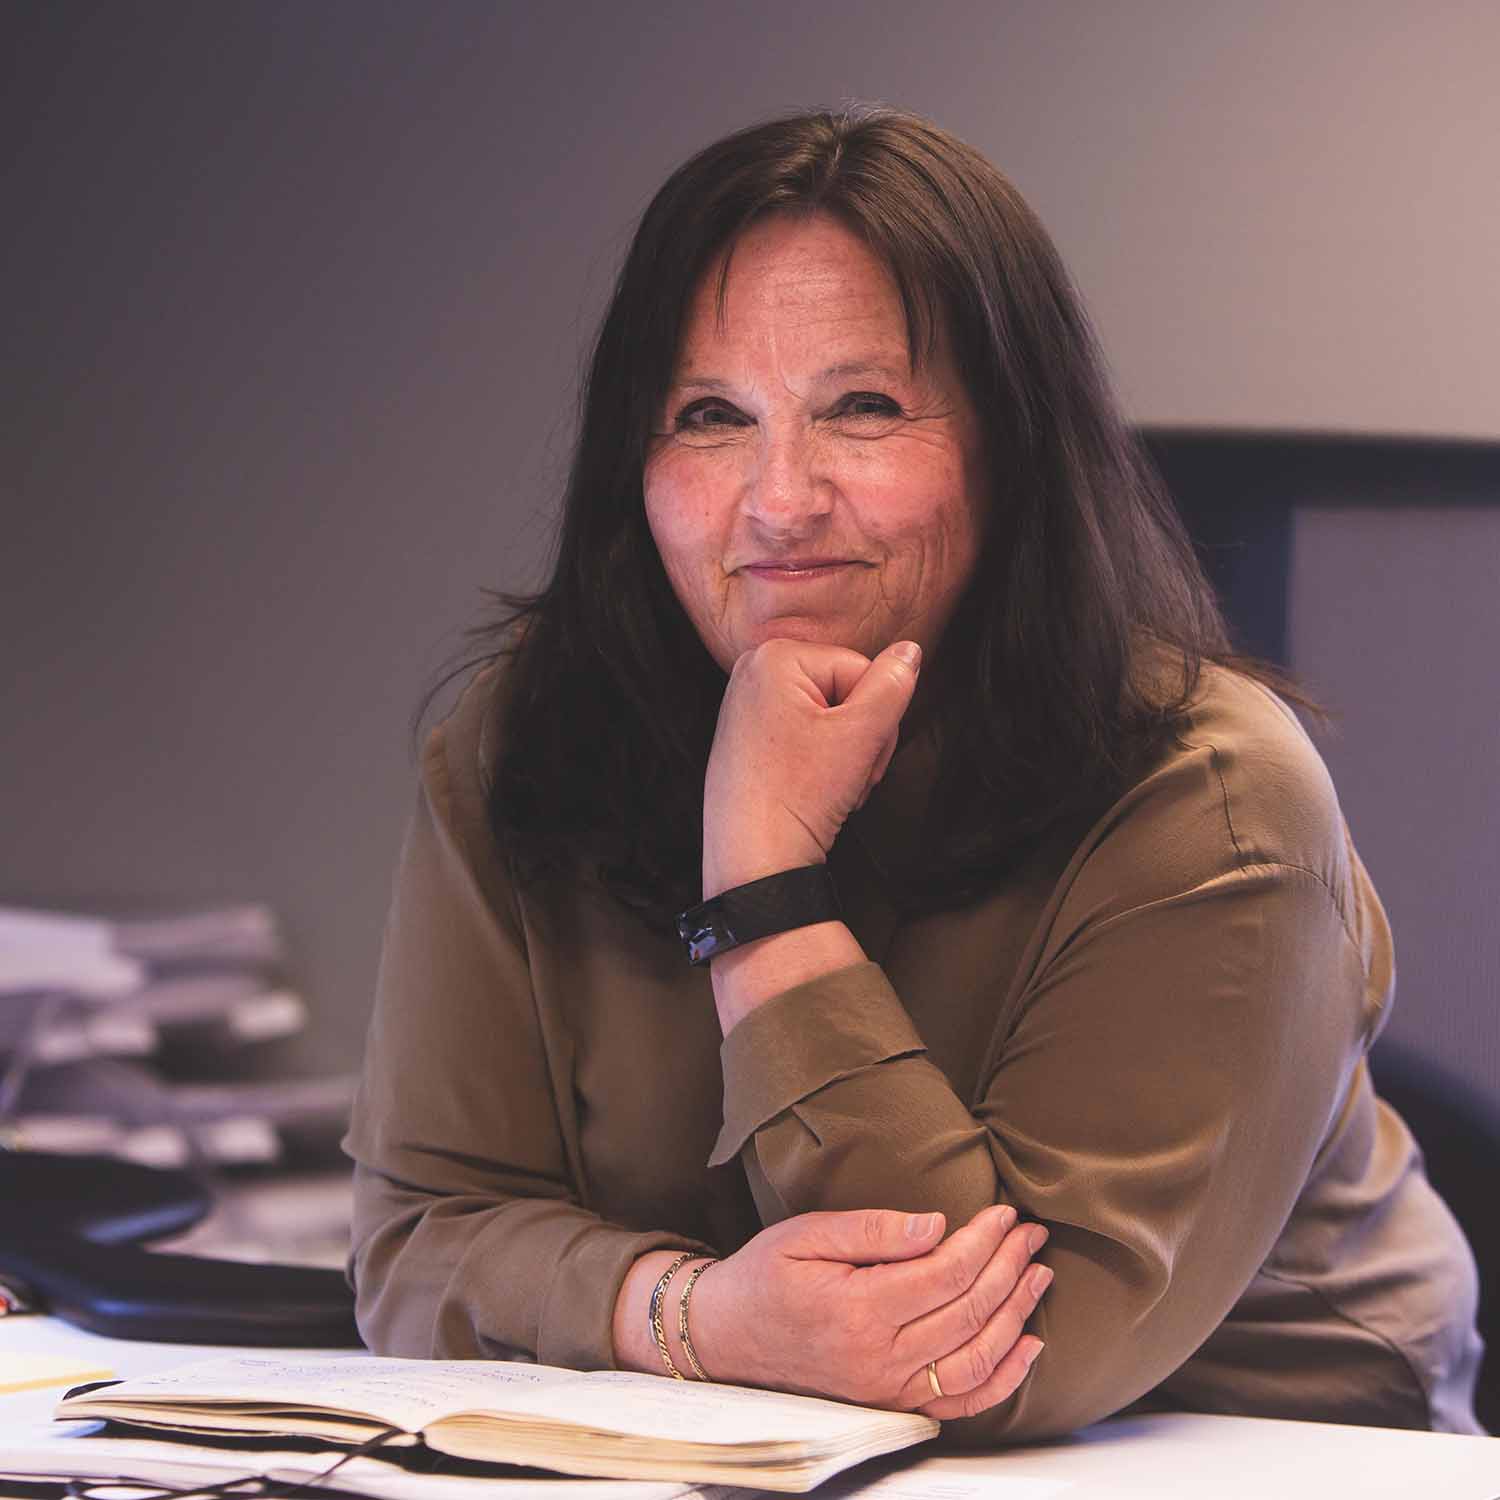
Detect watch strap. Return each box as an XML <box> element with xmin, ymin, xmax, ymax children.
<box><xmin>676</xmin><ymin>865</ymin><xmax>842</xmax><ymax>966</ymax></box>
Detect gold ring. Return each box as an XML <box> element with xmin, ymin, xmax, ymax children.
<box><xmin>927</xmin><ymin>1360</ymin><xmax>944</xmax><ymax>1399</ymax></box>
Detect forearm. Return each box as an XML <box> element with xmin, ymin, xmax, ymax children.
<box><xmin>710</xmin><ymin>920</ymin><xmax>867</xmax><ymax>1035</ymax></box>
<box><xmin>350</xmin><ymin>1163</ymin><xmax>713</xmax><ymax>1368</ymax></box>
<box><xmin>703</xmin><ymin>827</ymin><xmax>989</xmax><ymax>1220</ymax></box>
<box><xmin>719</xmin><ymin>871</ymin><xmax>1372</xmax><ymax>1441</ymax></box>
<box><xmin>711</xmin><ymin>962</ymin><xmax>1000</xmax><ymax>1228</ymax></box>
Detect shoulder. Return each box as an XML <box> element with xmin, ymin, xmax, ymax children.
<box><xmin>1178</xmin><ymin>663</ymin><xmax>1345</xmax><ymax>879</ymax></box>
<box><xmin>1034</xmin><ymin>660</ymin><xmax>1394</xmax><ymax>1035</ymax></box>
<box><xmin>416</xmin><ymin>657</ymin><xmax>510</xmax><ymax>865</ymax></box>
<box><xmin>1060</xmin><ymin>661</ymin><xmax>1358</xmax><ymax>932</ymax></box>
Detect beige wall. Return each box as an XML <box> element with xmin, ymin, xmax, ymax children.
<box><xmin>1004</xmin><ymin>3</ymin><xmax>1500</xmax><ymax>439</ymax></box>
<box><xmin>2</xmin><ymin>2</ymin><xmax>1495</xmax><ymax>1069</ymax></box>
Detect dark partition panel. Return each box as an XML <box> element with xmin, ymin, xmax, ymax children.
<box><xmin>1142</xmin><ymin>428</ymin><xmax>1500</xmax><ymax>669</ymax></box>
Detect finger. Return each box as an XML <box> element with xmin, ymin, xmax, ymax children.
<box><xmin>754</xmin><ymin>638</ymin><xmax>874</xmax><ymax>708</ymax></box>
<box><xmin>841</xmin><ymin>640</ymin><xmax>921</xmax><ymax>721</ymax></box>
<box><xmin>919</xmin><ymin>1334</ymin><xmax>1046</xmax><ymax>1421</ymax></box>
<box><xmin>893</xmin><ymin>1219</ymin><xmax>1047</xmax><ymax>1373</ymax></box>
<box><xmin>779</xmin><ymin>1208</ymin><xmax>946</xmax><ymax>1267</ymax></box>
<box><xmin>863</xmin><ymin>1202</ymin><xmax>1014</xmax><ymax>1326</ymax></box>
<box><xmin>893</xmin><ymin>1245</ymin><xmax>1052</xmax><ymax>1411</ymax></box>
<box><xmin>821</xmin><ymin>649</ymin><xmax>883</xmax><ymax>708</ymax></box>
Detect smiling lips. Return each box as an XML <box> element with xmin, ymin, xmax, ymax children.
<box><xmin>741</xmin><ymin>559</ymin><xmax>863</xmax><ymax>581</ymax></box>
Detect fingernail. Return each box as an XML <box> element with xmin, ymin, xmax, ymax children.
<box><xmin>907</xmin><ymin>1212</ymin><xmax>940</xmax><ymax>1238</ymax></box>
<box><xmin>996</xmin><ymin>1204</ymin><xmax>1017</xmax><ymax>1234</ymax></box>
<box><xmin>1027</xmin><ymin>1225</ymin><xmax>1049</xmax><ymax>1254</ymax></box>
<box><xmin>1029</xmin><ymin>1265</ymin><xmax>1054</xmax><ymax>1296</ymax></box>
<box><xmin>1024</xmin><ymin>1339</ymin><xmax>1045</xmax><ymax>1368</ymax></box>
<box><xmin>892</xmin><ymin>640</ymin><xmax>922</xmax><ymax>670</ymax></box>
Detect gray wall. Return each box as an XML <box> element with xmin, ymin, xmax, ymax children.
<box><xmin>1291</xmin><ymin>508</ymin><xmax>1500</xmax><ymax>1089</ymax></box>
<box><xmin>3</xmin><ymin>2</ymin><xmax>1497</xmax><ymax>1074</ymax></box>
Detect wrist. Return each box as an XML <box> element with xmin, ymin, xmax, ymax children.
<box><xmin>681</xmin><ymin>1255</ymin><xmax>738</xmax><ymax>1386</ymax></box>
<box><xmin>681</xmin><ymin>864</ymin><xmax>841</xmax><ymax>970</ymax></box>
<box><xmin>613</xmin><ymin>1251</ymin><xmax>721</xmax><ymax>1380</ymax></box>
<box><xmin>612</xmin><ymin>1251</ymin><xmax>679</xmax><ymax>1373</ymax></box>
<box><xmin>674</xmin><ymin>1257</ymin><xmax>719</xmax><ymax>1382</ymax></box>
<box><xmin>712</xmin><ymin>921</ymin><xmax>865</xmax><ymax>1035</ymax></box>
<box><xmin>703</xmin><ymin>844</ymin><xmax>825</xmax><ymax>902</ymax></box>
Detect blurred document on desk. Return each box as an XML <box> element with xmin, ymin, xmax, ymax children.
<box><xmin>0</xmin><ymin>1427</ymin><xmax>696</xmax><ymax>1499</ymax></box>
<box><xmin>0</xmin><ymin>1351</ymin><xmax>114</xmax><ymax>1395</ymax></box>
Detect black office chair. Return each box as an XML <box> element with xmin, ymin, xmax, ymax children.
<box><xmin>1367</xmin><ymin>1040</ymin><xmax>1500</xmax><ymax>1433</ymax></box>
<box><xmin>0</xmin><ymin>1149</ymin><xmax>360</xmax><ymax>1345</ymax></box>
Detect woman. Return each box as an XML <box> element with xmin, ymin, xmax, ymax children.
<box><xmin>345</xmin><ymin>106</ymin><xmax>1483</xmax><ymax>1440</ymax></box>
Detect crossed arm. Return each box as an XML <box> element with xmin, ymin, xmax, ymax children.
<box><xmin>347</xmin><ymin>649</ymin><xmax>1370</xmax><ymax>1441</ymax></box>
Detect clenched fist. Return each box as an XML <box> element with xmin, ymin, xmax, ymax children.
<box><xmin>702</xmin><ymin>637</ymin><xmax>922</xmax><ymax>897</ymax></box>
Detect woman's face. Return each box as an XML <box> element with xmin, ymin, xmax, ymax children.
<box><xmin>644</xmin><ymin>212</ymin><xmax>987</xmax><ymax>674</ymax></box>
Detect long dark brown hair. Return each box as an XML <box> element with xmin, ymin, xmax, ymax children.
<box><xmin>445</xmin><ymin>105</ymin><xmax>1307</xmax><ymax>928</ymax></box>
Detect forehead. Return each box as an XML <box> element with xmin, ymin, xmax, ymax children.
<box><xmin>673</xmin><ymin>212</ymin><xmax>929</xmax><ymax>374</ymax></box>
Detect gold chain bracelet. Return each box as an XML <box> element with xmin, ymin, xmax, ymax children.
<box><xmin>648</xmin><ymin>1252</ymin><xmax>696</xmax><ymax>1380</ymax></box>
<box><xmin>676</xmin><ymin>1257</ymin><xmax>717</xmax><ymax>1381</ymax></box>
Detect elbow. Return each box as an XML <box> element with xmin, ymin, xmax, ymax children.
<box><xmin>348</xmin><ymin>1213</ymin><xmax>429</xmax><ymax>1357</ymax></box>
<box><xmin>348</xmin><ymin>1163</ymin><xmax>444</xmax><ymax>1357</ymax></box>
<box><xmin>933</xmin><ymin>1357</ymin><xmax>1140</xmax><ymax>1448</ymax></box>
<box><xmin>930</xmin><ymin>1285</ymin><xmax>1171</xmax><ymax>1447</ymax></box>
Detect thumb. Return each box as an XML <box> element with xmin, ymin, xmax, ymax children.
<box><xmin>781</xmin><ymin>1208</ymin><xmax>946</xmax><ymax>1266</ymax></box>
<box><xmin>843</xmin><ymin>640</ymin><xmax>922</xmax><ymax>724</ymax></box>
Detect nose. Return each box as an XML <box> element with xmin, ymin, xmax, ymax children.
<box><xmin>741</xmin><ymin>426</ymin><xmax>833</xmax><ymax>539</ymax></box>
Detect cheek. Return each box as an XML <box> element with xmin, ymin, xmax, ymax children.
<box><xmin>644</xmin><ymin>465</ymin><xmax>723</xmax><ymax>602</ymax></box>
<box><xmin>857</xmin><ymin>450</ymin><xmax>980</xmax><ymax>566</ymax></box>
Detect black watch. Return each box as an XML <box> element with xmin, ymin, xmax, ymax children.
<box><xmin>675</xmin><ymin>865</ymin><xmax>842</xmax><ymax>967</ymax></box>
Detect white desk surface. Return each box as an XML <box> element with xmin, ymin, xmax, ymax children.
<box><xmin>3</xmin><ymin>1314</ymin><xmax>1498</xmax><ymax>1497</ymax></box>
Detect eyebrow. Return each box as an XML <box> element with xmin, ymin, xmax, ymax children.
<box><xmin>670</xmin><ymin>359</ymin><xmax>913</xmax><ymax>394</ymax></box>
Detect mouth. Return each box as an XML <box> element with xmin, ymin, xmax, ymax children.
<box><xmin>740</xmin><ymin>559</ymin><xmax>863</xmax><ymax>581</ymax></box>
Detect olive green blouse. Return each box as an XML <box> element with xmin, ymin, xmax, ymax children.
<box><xmin>344</xmin><ymin>659</ymin><xmax>1483</xmax><ymax>1441</ymax></box>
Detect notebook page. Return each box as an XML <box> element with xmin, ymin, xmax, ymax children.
<box><xmin>443</xmin><ymin>1369</ymin><xmax>936</xmax><ymax>1447</ymax></box>
<box><xmin>61</xmin><ymin>1354</ymin><xmax>579</xmax><ymax>1432</ymax></box>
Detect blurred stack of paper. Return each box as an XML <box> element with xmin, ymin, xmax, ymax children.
<box><xmin>6</xmin><ymin>1059</ymin><xmax>356</xmax><ymax>1171</ymax></box>
<box><xmin>0</xmin><ymin>903</ymin><xmax>352</xmax><ymax>1174</ymax></box>
<box><xmin>1</xmin><ymin>905</ymin><xmax>299</xmax><ymax>1059</ymax></box>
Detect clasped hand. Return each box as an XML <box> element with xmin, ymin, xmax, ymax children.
<box><xmin>701</xmin><ymin>637</ymin><xmax>921</xmax><ymax>895</ymax></box>
<box><xmin>689</xmin><ymin>1204</ymin><xmax>1049</xmax><ymax>1420</ymax></box>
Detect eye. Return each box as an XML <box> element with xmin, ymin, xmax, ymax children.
<box><xmin>836</xmin><ymin>392</ymin><xmax>903</xmax><ymax>419</ymax></box>
<box><xmin>664</xmin><ymin>391</ymin><xmax>904</xmax><ymax>437</ymax></box>
<box><xmin>673</xmin><ymin>398</ymin><xmax>748</xmax><ymax>433</ymax></box>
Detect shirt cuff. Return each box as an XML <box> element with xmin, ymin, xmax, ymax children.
<box><xmin>709</xmin><ymin>960</ymin><xmax>927</xmax><ymax>1166</ymax></box>
<box><xmin>531</xmin><ymin>1221</ymin><xmax>717</xmax><ymax>1371</ymax></box>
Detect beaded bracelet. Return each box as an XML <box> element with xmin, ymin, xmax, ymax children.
<box><xmin>676</xmin><ymin>1258</ymin><xmax>718</xmax><ymax>1381</ymax></box>
<box><xmin>648</xmin><ymin>1252</ymin><xmax>696</xmax><ymax>1380</ymax></box>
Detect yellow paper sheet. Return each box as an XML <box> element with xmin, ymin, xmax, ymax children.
<box><xmin>0</xmin><ymin>1351</ymin><xmax>114</xmax><ymax>1395</ymax></box>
